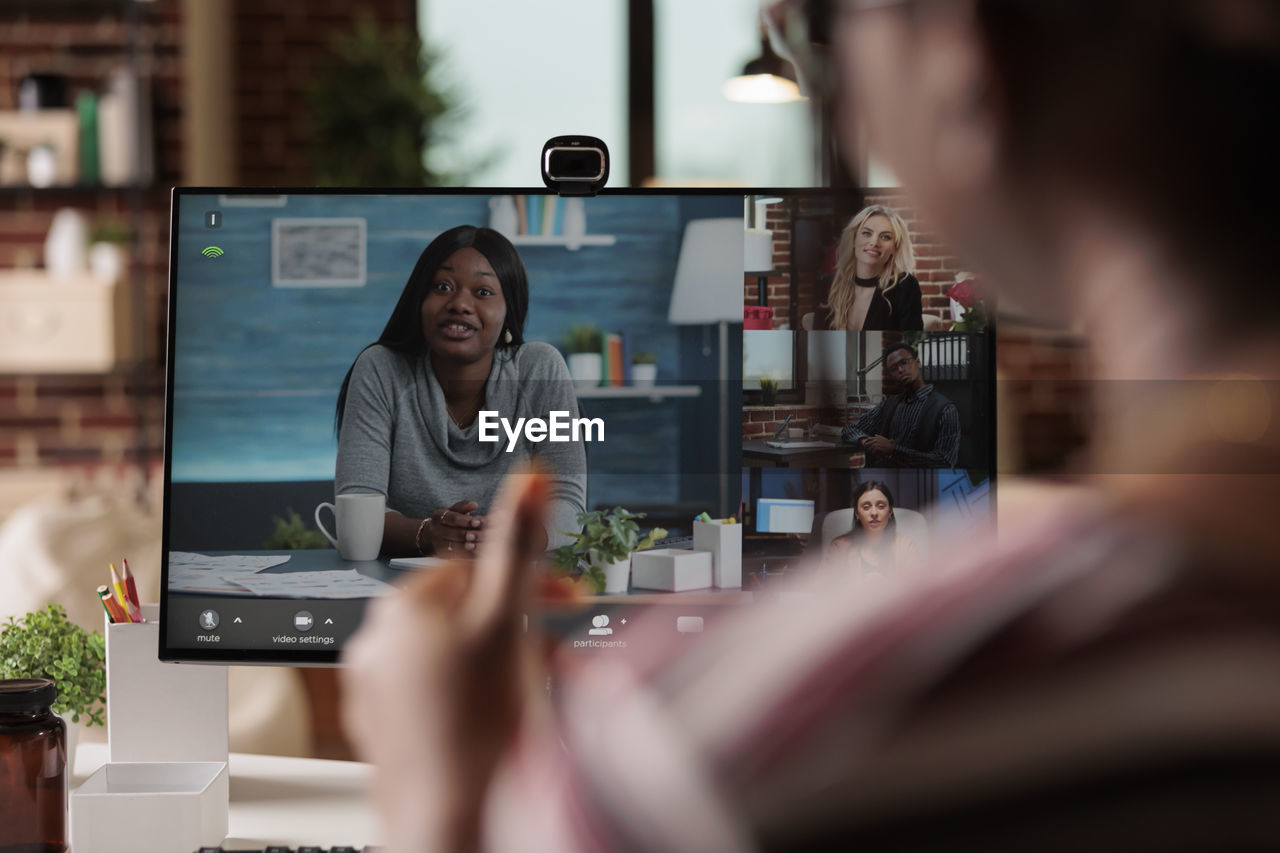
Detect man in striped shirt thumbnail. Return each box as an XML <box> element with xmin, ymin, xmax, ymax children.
<box><xmin>841</xmin><ymin>342</ymin><xmax>960</xmax><ymax>467</ymax></box>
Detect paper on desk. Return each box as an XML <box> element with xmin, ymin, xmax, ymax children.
<box><xmin>166</xmin><ymin>569</ymin><xmax>256</xmax><ymax>595</ymax></box>
<box><xmin>169</xmin><ymin>551</ymin><xmax>292</xmax><ymax>571</ymax></box>
<box><xmin>228</xmin><ymin>570</ymin><xmax>397</xmax><ymax>599</ymax></box>
<box><xmin>166</xmin><ymin>551</ymin><xmax>293</xmax><ymax>595</ymax></box>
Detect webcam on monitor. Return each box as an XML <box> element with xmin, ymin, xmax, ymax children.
<box><xmin>541</xmin><ymin>135</ymin><xmax>609</xmax><ymax>196</ymax></box>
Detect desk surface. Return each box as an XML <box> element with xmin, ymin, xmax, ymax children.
<box><xmin>75</xmin><ymin>742</ymin><xmax>379</xmax><ymax>848</ymax></box>
<box><xmin>172</xmin><ymin>549</ymin><xmax>752</xmax><ymax>604</ymax></box>
<box><xmin>742</xmin><ymin>439</ymin><xmax>863</xmax><ymax>468</ymax></box>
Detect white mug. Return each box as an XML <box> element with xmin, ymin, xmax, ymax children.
<box><xmin>315</xmin><ymin>493</ymin><xmax>386</xmax><ymax>561</ymax></box>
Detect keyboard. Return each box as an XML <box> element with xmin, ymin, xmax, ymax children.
<box><xmin>650</xmin><ymin>533</ymin><xmax>693</xmax><ymax>549</ymax></box>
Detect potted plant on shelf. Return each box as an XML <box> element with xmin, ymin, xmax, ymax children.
<box><xmin>759</xmin><ymin>375</ymin><xmax>779</xmax><ymax>406</ymax></box>
<box><xmin>0</xmin><ymin>603</ymin><xmax>106</xmax><ymax>764</ymax></box>
<box><xmin>551</xmin><ymin>508</ymin><xmax>668</xmax><ymax>594</ymax></box>
<box><xmin>87</xmin><ymin>219</ymin><xmax>133</xmax><ymax>285</ymax></box>
<box><xmin>631</xmin><ymin>351</ymin><xmax>658</xmax><ymax>387</ymax></box>
<box><xmin>561</xmin><ymin>325</ymin><xmax>604</xmax><ymax>389</ymax></box>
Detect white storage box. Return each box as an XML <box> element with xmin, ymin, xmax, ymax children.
<box><xmin>71</xmin><ymin>761</ymin><xmax>229</xmax><ymax>853</ymax></box>
<box><xmin>107</xmin><ymin>604</ymin><xmax>228</xmax><ymax>763</ymax></box>
<box><xmin>694</xmin><ymin>520</ymin><xmax>743</xmax><ymax>588</ymax></box>
<box><xmin>0</xmin><ymin>271</ymin><xmax>135</xmax><ymax>372</ymax></box>
<box><xmin>631</xmin><ymin>548</ymin><xmax>712</xmax><ymax>592</ymax></box>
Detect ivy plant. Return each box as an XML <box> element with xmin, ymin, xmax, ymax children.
<box><xmin>0</xmin><ymin>604</ymin><xmax>106</xmax><ymax>726</ymax></box>
<box><xmin>551</xmin><ymin>508</ymin><xmax>667</xmax><ymax>594</ymax></box>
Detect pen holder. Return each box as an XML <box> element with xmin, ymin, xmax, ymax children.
<box><xmin>89</xmin><ymin>605</ymin><xmax>231</xmax><ymax>851</ymax></box>
<box><xmin>71</xmin><ymin>761</ymin><xmax>229</xmax><ymax>853</ymax></box>
<box><xmin>106</xmin><ymin>604</ymin><xmax>228</xmax><ymax>763</ymax></box>
<box><xmin>693</xmin><ymin>520</ymin><xmax>743</xmax><ymax>589</ymax></box>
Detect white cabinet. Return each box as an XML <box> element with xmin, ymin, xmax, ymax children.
<box><xmin>0</xmin><ymin>271</ymin><xmax>136</xmax><ymax>372</ymax></box>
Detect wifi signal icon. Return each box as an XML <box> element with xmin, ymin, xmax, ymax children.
<box><xmin>201</xmin><ymin>246</ymin><xmax>224</xmax><ymax>258</ymax></box>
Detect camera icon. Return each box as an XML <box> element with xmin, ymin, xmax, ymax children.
<box><xmin>293</xmin><ymin>611</ymin><xmax>314</xmax><ymax>632</ymax></box>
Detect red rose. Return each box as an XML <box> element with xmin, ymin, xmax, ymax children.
<box><xmin>948</xmin><ymin>276</ymin><xmax>982</xmax><ymax>308</ymax></box>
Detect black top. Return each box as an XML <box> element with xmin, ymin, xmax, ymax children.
<box><xmin>0</xmin><ymin>678</ymin><xmax>57</xmax><ymax>714</ymax></box>
<box><xmin>813</xmin><ymin>273</ymin><xmax>924</xmax><ymax>331</ymax></box>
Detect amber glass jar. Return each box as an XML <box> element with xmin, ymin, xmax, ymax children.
<box><xmin>0</xmin><ymin>678</ymin><xmax>67</xmax><ymax>853</ymax></box>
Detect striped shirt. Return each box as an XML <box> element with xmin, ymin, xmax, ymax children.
<box><xmin>841</xmin><ymin>383</ymin><xmax>960</xmax><ymax>467</ymax></box>
<box><xmin>482</xmin><ymin>496</ymin><xmax>1280</xmax><ymax>851</ymax></box>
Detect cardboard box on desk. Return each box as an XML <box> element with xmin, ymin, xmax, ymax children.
<box><xmin>694</xmin><ymin>520</ymin><xmax>743</xmax><ymax>588</ymax></box>
<box><xmin>631</xmin><ymin>548</ymin><xmax>712</xmax><ymax>592</ymax></box>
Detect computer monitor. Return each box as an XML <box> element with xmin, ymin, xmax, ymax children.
<box><xmin>160</xmin><ymin>188</ymin><xmax>746</xmax><ymax>663</ymax></box>
<box><xmin>159</xmin><ymin>188</ymin><xmax>997</xmax><ymax>664</ymax></box>
<box><xmin>755</xmin><ymin>498</ymin><xmax>815</xmax><ymax>534</ymax></box>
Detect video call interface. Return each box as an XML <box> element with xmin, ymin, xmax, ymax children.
<box><xmin>161</xmin><ymin>189</ymin><xmax>993</xmax><ymax>663</ymax></box>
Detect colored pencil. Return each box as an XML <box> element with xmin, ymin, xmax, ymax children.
<box><xmin>97</xmin><ymin>584</ymin><xmax>127</xmax><ymax>623</ymax></box>
<box><xmin>109</xmin><ymin>563</ymin><xmax>140</xmax><ymax>623</ymax></box>
<box><xmin>121</xmin><ymin>557</ymin><xmax>140</xmax><ymax>609</ymax></box>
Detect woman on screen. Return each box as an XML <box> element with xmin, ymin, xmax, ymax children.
<box><xmin>819</xmin><ymin>481</ymin><xmax>917</xmax><ymax>577</ymax></box>
<box><xmin>334</xmin><ymin>224</ymin><xmax>585</xmax><ymax>558</ymax></box>
<box><xmin>805</xmin><ymin>204</ymin><xmax>923</xmax><ymax>331</ymax></box>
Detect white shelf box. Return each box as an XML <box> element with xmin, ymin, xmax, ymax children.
<box><xmin>0</xmin><ymin>271</ymin><xmax>136</xmax><ymax>372</ymax></box>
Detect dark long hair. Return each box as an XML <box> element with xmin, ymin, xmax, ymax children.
<box><xmin>335</xmin><ymin>225</ymin><xmax>529</xmax><ymax>434</ymax></box>
<box><xmin>849</xmin><ymin>480</ymin><xmax>897</xmax><ymax>546</ymax></box>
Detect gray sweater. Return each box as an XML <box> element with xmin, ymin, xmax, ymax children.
<box><xmin>335</xmin><ymin>342</ymin><xmax>587</xmax><ymax>550</ymax></box>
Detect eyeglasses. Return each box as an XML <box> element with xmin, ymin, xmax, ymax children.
<box><xmin>884</xmin><ymin>356</ymin><xmax>916</xmax><ymax>373</ymax></box>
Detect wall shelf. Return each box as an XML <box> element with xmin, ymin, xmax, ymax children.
<box><xmin>576</xmin><ymin>385</ymin><xmax>701</xmax><ymax>401</ymax></box>
<box><xmin>509</xmin><ymin>234</ymin><xmax>617</xmax><ymax>250</ymax></box>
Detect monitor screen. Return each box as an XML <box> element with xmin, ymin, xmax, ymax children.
<box><xmin>160</xmin><ymin>188</ymin><xmax>747</xmax><ymax>662</ymax></box>
<box><xmin>756</xmin><ymin>498</ymin><xmax>815</xmax><ymax>534</ymax></box>
<box><xmin>160</xmin><ymin>188</ymin><xmax>996</xmax><ymax>664</ymax></box>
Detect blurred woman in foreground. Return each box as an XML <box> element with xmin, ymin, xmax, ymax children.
<box><xmin>342</xmin><ymin>2</ymin><xmax>1280</xmax><ymax>850</ymax></box>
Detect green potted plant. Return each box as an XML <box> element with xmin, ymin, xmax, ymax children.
<box><xmin>0</xmin><ymin>604</ymin><xmax>106</xmax><ymax>762</ymax></box>
<box><xmin>631</xmin><ymin>350</ymin><xmax>658</xmax><ymax>387</ymax></box>
<box><xmin>264</xmin><ymin>507</ymin><xmax>330</xmax><ymax>549</ymax></box>
<box><xmin>551</xmin><ymin>508</ymin><xmax>668</xmax><ymax>594</ymax></box>
<box><xmin>758</xmin><ymin>375</ymin><xmax>779</xmax><ymax>406</ymax></box>
<box><xmin>561</xmin><ymin>325</ymin><xmax>604</xmax><ymax>388</ymax></box>
<box><xmin>306</xmin><ymin>15</ymin><xmax>464</xmax><ymax>185</ymax></box>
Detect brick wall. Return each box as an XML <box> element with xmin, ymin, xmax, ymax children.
<box><xmin>864</xmin><ymin>188</ymin><xmax>966</xmax><ymax>322</ymax></box>
<box><xmin>0</xmin><ymin>2</ymin><xmax>181</xmax><ymax>467</ymax></box>
<box><xmin>233</xmin><ymin>0</ymin><xmax>415</xmax><ymax>186</ymax></box>
<box><xmin>1</xmin><ymin>0</ymin><xmax>413</xmax><ymax>472</ymax></box>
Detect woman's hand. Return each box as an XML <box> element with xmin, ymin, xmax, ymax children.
<box><xmin>423</xmin><ymin>499</ymin><xmax>486</xmax><ymax>555</ymax></box>
<box><xmin>342</xmin><ymin>471</ymin><xmax>548</xmax><ymax>853</ymax></box>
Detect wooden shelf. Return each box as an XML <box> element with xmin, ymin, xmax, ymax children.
<box><xmin>0</xmin><ymin>183</ymin><xmax>157</xmax><ymax>195</ymax></box>
<box><xmin>575</xmin><ymin>385</ymin><xmax>701</xmax><ymax>401</ymax></box>
<box><xmin>509</xmin><ymin>234</ymin><xmax>616</xmax><ymax>250</ymax></box>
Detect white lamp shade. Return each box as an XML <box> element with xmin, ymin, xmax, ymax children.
<box><xmin>667</xmin><ymin>218</ymin><xmax>746</xmax><ymax>324</ymax></box>
<box><xmin>744</xmin><ymin>229</ymin><xmax>774</xmax><ymax>273</ymax></box>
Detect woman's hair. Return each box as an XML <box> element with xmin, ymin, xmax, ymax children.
<box><xmin>334</xmin><ymin>225</ymin><xmax>529</xmax><ymax>434</ymax></box>
<box><xmin>826</xmin><ymin>205</ymin><xmax>916</xmax><ymax>330</ymax></box>
<box><xmin>848</xmin><ymin>480</ymin><xmax>897</xmax><ymax>543</ymax></box>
